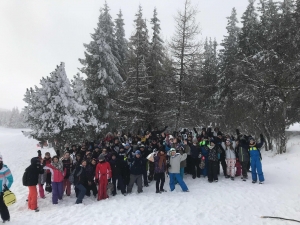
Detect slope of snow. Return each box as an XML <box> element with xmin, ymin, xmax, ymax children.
<box><xmin>287</xmin><ymin>123</ymin><xmax>300</xmax><ymax>131</ymax></box>
<box><xmin>0</xmin><ymin>127</ymin><xmax>300</xmax><ymax>225</ymax></box>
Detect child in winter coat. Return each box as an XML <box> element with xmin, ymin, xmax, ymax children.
<box><xmin>37</xmin><ymin>150</ymin><xmax>46</xmax><ymax>199</ymax></box>
<box><xmin>235</xmin><ymin>139</ymin><xmax>250</xmax><ymax>181</ymax></box>
<box><xmin>61</xmin><ymin>152</ymin><xmax>73</xmax><ymax>196</ymax></box>
<box><xmin>168</xmin><ymin>148</ymin><xmax>189</xmax><ymax>192</ymax></box>
<box><xmin>207</xmin><ymin>139</ymin><xmax>222</xmax><ymax>182</ymax></box>
<box><xmin>43</xmin><ymin>156</ymin><xmax>64</xmax><ymax>204</ymax></box>
<box><xmin>95</xmin><ymin>155</ymin><xmax>112</xmax><ymax>200</ymax></box>
<box><xmin>221</xmin><ymin>138</ymin><xmax>236</xmax><ymax>180</ymax></box>
<box><xmin>154</xmin><ymin>147</ymin><xmax>167</xmax><ymax>193</ymax></box>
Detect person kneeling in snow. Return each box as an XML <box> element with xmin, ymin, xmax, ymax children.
<box><xmin>168</xmin><ymin>148</ymin><xmax>189</xmax><ymax>192</ymax></box>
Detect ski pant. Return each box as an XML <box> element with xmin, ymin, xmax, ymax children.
<box><xmin>97</xmin><ymin>175</ymin><xmax>109</xmax><ymax>200</ymax></box>
<box><xmin>52</xmin><ymin>182</ymin><xmax>63</xmax><ymax>204</ymax></box>
<box><xmin>63</xmin><ymin>179</ymin><xmax>71</xmax><ymax>196</ymax></box>
<box><xmin>0</xmin><ymin>192</ymin><xmax>9</xmax><ymax>221</ymax></box>
<box><xmin>127</xmin><ymin>174</ymin><xmax>143</xmax><ymax>193</ymax></box>
<box><xmin>241</xmin><ymin>161</ymin><xmax>249</xmax><ymax>178</ymax></box>
<box><xmin>75</xmin><ymin>184</ymin><xmax>86</xmax><ymax>204</ymax></box>
<box><xmin>169</xmin><ymin>173</ymin><xmax>188</xmax><ymax>191</ymax></box>
<box><xmin>112</xmin><ymin>175</ymin><xmax>126</xmax><ymax>195</ymax></box>
<box><xmin>251</xmin><ymin>156</ymin><xmax>264</xmax><ymax>182</ymax></box>
<box><xmin>235</xmin><ymin>160</ymin><xmax>241</xmax><ymax>176</ymax></box>
<box><xmin>191</xmin><ymin>158</ymin><xmax>200</xmax><ymax>178</ymax></box>
<box><xmin>142</xmin><ymin>167</ymin><xmax>148</xmax><ymax>186</ymax></box>
<box><xmin>226</xmin><ymin>159</ymin><xmax>236</xmax><ymax>177</ymax></box>
<box><xmin>45</xmin><ymin>173</ymin><xmax>52</xmax><ymax>193</ymax></box>
<box><xmin>208</xmin><ymin>160</ymin><xmax>218</xmax><ymax>182</ymax></box>
<box><xmin>28</xmin><ymin>186</ymin><xmax>38</xmax><ymax>210</ymax></box>
<box><xmin>148</xmin><ymin>162</ymin><xmax>155</xmax><ymax>181</ymax></box>
<box><xmin>185</xmin><ymin>155</ymin><xmax>192</xmax><ymax>174</ymax></box>
<box><xmin>86</xmin><ymin>181</ymin><xmax>97</xmax><ymax>197</ymax></box>
<box><xmin>38</xmin><ymin>184</ymin><xmax>45</xmax><ymax>198</ymax></box>
<box><xmin>218</xmin><ymin>158</ymin><xmax>227</xmax><ymax>176</ymax></box>
<box><xmin>154</xmin><ymin>172</ymin><xmax>165</xmax><ymax>191</ymax></box>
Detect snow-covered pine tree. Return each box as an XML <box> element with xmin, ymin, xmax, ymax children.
<box><xmin>169</xmin><ymin>0</ymin><xmax>202</xmax><ymax>129</ymax></box>
<box><xmin>23</xmin><ymin>63</ymin><xmax>98</xmax><ymax>149</ymax></box>
<box><xmin>115</xmin><ymin>9</ymin><xmax>128</xmax><ymax>80</ymax></box>
<box><xmin>116</xmin><ymin>5</ymin><xmax>151</xmax><ymax>131</ymax></box>
<box><xmin>217</xmin><ymin>7</ymin><xmax>240</xmax><ymax>131</ymax></box>
<box><xmin>79</xmin><ymin>3</ymin><xmax>123</xmax><ymax>130</ymax></box>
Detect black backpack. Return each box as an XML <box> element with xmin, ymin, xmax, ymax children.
<box><xmin>22</xmin><ymin>171</ymin><xmax>29</xmax><ymax>186</ymax></box>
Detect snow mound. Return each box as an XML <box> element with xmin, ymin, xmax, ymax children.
<box><xmin>1</xmin><ymin>127</ymin><xmax>300</xmax><ymax>225</ymax></box>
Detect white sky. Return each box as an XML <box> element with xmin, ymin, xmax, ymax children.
<box><xmin>0</xmin><ymin>0</ymin><xmax>250</xmax><ymax>110</ymax></box>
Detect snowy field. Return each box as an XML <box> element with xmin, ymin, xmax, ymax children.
<box><xmin>0</xmin><ymin>127</ymin><xmax>300</xmax><ymax>225</ymax></box>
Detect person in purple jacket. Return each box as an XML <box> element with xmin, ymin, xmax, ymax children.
<box><xmin>154</xmin><ymin>147</ymin><xmax>167</xmax><ymax>193</ymax></box>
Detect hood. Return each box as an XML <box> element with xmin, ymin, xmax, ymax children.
<box><xmin>31</xmin><ymin>157</ymin><xmax>39</xmax><ymax>165</ymax></box>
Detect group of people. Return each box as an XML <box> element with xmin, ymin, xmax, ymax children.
<box><xmin>24</xmin><ymin>126</ymin><xmax>265</xmax><ymax>212</ymax></box>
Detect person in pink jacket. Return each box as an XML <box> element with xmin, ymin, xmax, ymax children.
<box><xmin>43</xmin><ymin>156</ymin><xmax>64</xmax><ymax>204</ymax></box>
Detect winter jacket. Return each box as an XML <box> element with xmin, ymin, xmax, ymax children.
<box><xmin>221</xmin><ymin>142</ymin><xmax>237</xmax><ymax>159</ymax></box>
<box><xmin>92</xmin><ymin>150</ymin><xmax>101</xmax><ymax>160</ymax></box>
<box><xmin>168</xmin><ymin>153</ymin><xmax>187</xmax><ymax>173</ymax></box>
<box><xmin>95</xmin><ymin>161</ymin><xmax>112</xmax><ymax>180</ymax></box>
<box><xmin>43</xmin><ymin>164</ymin><xmax>64</xmax><ymax>182</ymax></box>
<box><xmin>74</xmin><ymin>165</ymin><xmax>87</xmax><ymax>186</ymax></box>
<box><xmin>109</xmin><ymin>158</ymin><xmax>124</xmax><ymax>177</ymax></box>
<box><xmin>25</xmin><ymin>157</ymin><xmax>45</xmax><ymax>186</ymax></box>
<box><xmin>154</xmin><ymin>154</ymin><xmax>166</xmax><ymax>173</ymax></box>
<box><xmin>190</xmin><ymin>144</ymin><xmax>201</xmax><ymax>159</ymax></box>
<box><xmin>85</xmin><ymin>162</ymin><xmax>96</xmax><ymax>182</ymax></box>
<box><xmin>129</xmin><ymin>157</ymin><xmax>145</xmax><ymax>175</ymax></box>
<box><xmin>0</xmin><ymin>165</ymin><xmax>13</xmax><ymax>192</ymax></box>
<box><xmin>62</xmin><ymin>158</ymin><xmax>73</xmax><ymax>179</ymax></box>
<box><xmin>207</xmin><ymin>145</ymin><xmax>222</xmax><ymax>161</ymax></box>
<box><xmin>235</xmin><ymin>145</ymin><xmax>250</xmax><ymax>162</ymax></box>
<box><xmin>43</xmin><ymin>157</ymin><xmax>52</xmax><ymax>174</ymax></box>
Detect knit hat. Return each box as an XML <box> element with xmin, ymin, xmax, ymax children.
<box><xmin>210</xmin><ymin>138</ymin><xmax>216</xmax><ymax>144</ymax></box>
<box><xmin>0</xmin><ymin>154</ymin><xmax>3</xmax><ymax>162</ymax></box>
<box><xmin>170</xmin><ymin>148</ymin><xmax>176</xmax><ymax>152</ymax></box>
<box><xmin>140</xmin><ymin>145</ymin><xmax>145</xmax><ymax>148</ymax></box>
<box><xmin>168</xmin><ymin>135</ymin><xmax>174</xmax><ymax>140</ymax></box>
<box><xmin>217</xmin><ymin>131</ymin><xmax>222</xmax><ymax>136</ymax></box>
<box><xmin>192</xmin><ymin>137</ymin><xmax>198</xmax><ymax>143</ymax></box>
<box><xmin>125</xmin><ymin>143</ymin><xmax>130</xmax><ymax>148</ymax></box>
<box><xmin>99</xmin><ymin>154</ymin><xmax>105</xmax><ymax>161</ymax></box>
<box><xmin>249</xmin><ymin>137</ymin><xmax>255</xmax><ymax>142</ymax></box>
<box><xmin>135</xmin><ymin>150</ymin><xmax>141</xmax><ymax>155</ymax></box>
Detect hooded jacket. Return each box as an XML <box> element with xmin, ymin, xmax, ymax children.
<box><xmin>25</xmin><ymin>157</ymin><xmax>44</xmax><ymax>186</ymax></box>
<box><xmin>168</xmin><ymin>153</ymin><xmax>187</xmax><ymax>173</ymax></box>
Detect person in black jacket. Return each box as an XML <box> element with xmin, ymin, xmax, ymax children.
<box><xmin>109</xmin><ymin>153</ymin><xmax>126</xmax><ymax>196</ymax></box>
<box><xmin>139</xmin><ymin>145</ymin><xmax>149</xmax><ymax>187</ymax></box>
<box><xmin>215</xmin><ymin>132</ymin><xmax>227</xmax><ymax>177</ymax></box>
<box><xmin>74</xmin><ymin>160</ymin><xmax>87</xmax><ymax>204</ymax></box>
<box><xmin>85</xmin><ymin>159</ymin><xmax>97</xmax><ymax>197</ymax></box>
<box><xmin>127</xmin><ymin>151</ymin><xmax>145</xmax><ymax>194</ymax></box>
<box><xmin>189</xmin><ymin>138</ymin><xmax>201</xmax><ymax>179</ymax></box>
<box><xmin>26</xmin><ymin>157</ymin><xmax>44</xmax><ymax>212</ymax></box>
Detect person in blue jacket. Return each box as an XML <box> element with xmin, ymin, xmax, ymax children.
<box><xmin>0</xmin><ymin>154</ymin><xmax>13</xmax><ymax>223</ymax></box>
<box><xmin>248</xmin><ymin>134</ymin><xmax>265</xmax><ymax>184</ymax></box>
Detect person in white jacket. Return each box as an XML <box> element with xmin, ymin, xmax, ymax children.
<box><xmin>168</xmin><ymin>148</ymin><xmax>189</xmax><ymax>192</ymax></box>
<box><xmin>221</xmin><ymin>139</ymin><xmax>236</xmax><ymax>180</ymax></box>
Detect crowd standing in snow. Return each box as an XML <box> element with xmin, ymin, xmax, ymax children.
<box><xmin>23</xmin><ymin>126</ymin><xmax>265</xmax><ymax>212</ymax></box>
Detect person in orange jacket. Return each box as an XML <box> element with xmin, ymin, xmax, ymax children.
<box><xmin>95</xmin><ymin>154</ymin><xmax>112</xmax><ymax>201</ymax></box>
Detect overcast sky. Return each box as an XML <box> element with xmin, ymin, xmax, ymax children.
<box><xmin>0</xmin><ymin>0</ymin><xmax>251</xmax><ymax>110</ymax></box>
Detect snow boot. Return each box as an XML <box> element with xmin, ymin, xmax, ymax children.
<box><xmin>252</xmin><ymin>180</ymin><xmax>257</xmax><ymax>184</ymax></box>
<box><xmin>259</xmin><ymin>181</ymin><xmax>264</xmax><ymax>184</ymax></box>
<box><xmin>231</xmin><ymin>177</ymin><xmax>234</xmax><ymax>181</ymax></box>
<box><xmin>156</xmin><ymin>190</ymin><xmax>161</xmax><ymax>194</ymax></box>
<box><xmin>34</xmin><ymin>208</ymin><xmax>39</xmax><ymax>212</ymax></box>
<box><xmin>214</xmin><ymin>179</ymin><xmax>218</xmax><ymax>182</ymax></box>
<box><xmin>160</xmin><ymin>189</ymin><xmax>167</xmax><ymax>192</ymax></box>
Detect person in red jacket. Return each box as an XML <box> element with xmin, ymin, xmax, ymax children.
<box><xmin>43</xmin><ymin>156</ymin><xmax>64</xmax><ymax>204</ymax></box>
<box><xmin>95</xmin><ymin>154</ymin><xmax>112</xmax><ymax>201</ymax></box>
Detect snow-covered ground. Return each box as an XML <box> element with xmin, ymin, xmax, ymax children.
<box><xmin>1</xmin><ymin>127</ymin><xmax>300</xmax><ymax>225</ymax></box>
<box><xmin>287</xmin><ymin>123</ymin><xmax>300</xmax><ymax>131</ymax></box>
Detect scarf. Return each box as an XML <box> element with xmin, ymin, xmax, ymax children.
<box><xmin>158</xmin><ymin>153</ymin><xmax>166</xmax><ymax>169</ymax></box>
<box><xmin>51</xmin><ymin>161</ymin><xmax>63</xmax><ymax>172</ymax></box>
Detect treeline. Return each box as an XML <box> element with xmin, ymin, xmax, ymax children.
<box><xmin>23</xmin><ymin>0</ymin><xmax>300</xmax><ymax>153</ymax></box>
<box><xmin>0</xmin><ymin>108</ymin><xmax>25</xmax><ymax>128</ymax></box>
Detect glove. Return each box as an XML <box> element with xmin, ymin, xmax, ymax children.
<box><xmin>37</xmin><ymin>150</ymin><xmax>42</xmax><ymax>157</ymax></box>
<box><xmin>260</xmin><ymin>134</ymin><xmax>264</xmax><ymax>140</ymax></box>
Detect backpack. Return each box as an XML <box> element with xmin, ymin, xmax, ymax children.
<box><xmin>22</xmin><ymin>171</ymin><xmax>29</xmax><ymax>186</ymax></box>
<box><xmin>69</xmin><ymin>167</ymin><xmax>82</xmax><ymax>184</ymax></box>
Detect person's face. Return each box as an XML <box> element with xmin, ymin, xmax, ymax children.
<box><xmin>91</xmin><ymin>160</ymin><xmax>96</xmax><ymax>165</ymax></box>
<box><xmin>64</xmin><ymin>153</ymin><xmax>70</xmax><ymax>159</ymax></box>
<box><xmin>174</xmin><ymin>139</ymin><xmax>177</xmax><ymax>144</ymax></box>
<box><xmin>120</xmin><ymin>148</ymin><xmax>124</xmax><ymax>152</ymax></box>
<box><xmin>112</xmin><ymin>155</ymin><xmax>116</xmax><ymax>160</ymax></box>
<box><xmin>115</xmin><ymin>139</ymin><xmax>119</xmax><ymax>144</ymax></box>
<box><xmin>250</xmin><ymin>140</ymin><xmax>254</xmax><ymax>145</ymax></box>
<box><xmin>170</xmin><ymin>138</ymin><xmax>174</xmax><ymax>143</ymax></box>
<box><xmin>95</xmin><ymin>148</ymin><xmax>99</xmax><ymax>152</ymax></box>
<box><xmin>76</xmin><ymin>155</ymin><xmax>80</xmax><ymax>159</ymax></box>
<box><xmin>82</xmin><ymin>161</ymin><xmax>87</xmax><ymax>167</ymax></box>
<box><xmin>171</xmin><ymin>151</ymin><xmax>176</xmax><ymax>156</ymax></box>
<box><xmin>102</xmin><ymin>149</ymin><xmax>107</xmax><ymax>154</ymax></box>
<box><xmin>210</xmin><ymin>142</ymin><xmax>215</xmax><ymax>147</ymax></box>
<box><xmin>136</xmin><ymin>154</ymin><xmax>141</xmax><ymax>158</ymax></box>
<box><xmin>72</xmin><ymin>146</ymin><xmax>76</xmax><ymax>150</ymax></box>
<box><xmin>160</xmin><ymin>151</ymin><xmax>164</xmax><ymax>155</ymax></box>
<box><xmin>45</xmin><ymin>154</ymin><xmax>50</xmax><ymax>159</ymax></box>
<box><xmin>140</xmin><ymin>147</ymin><xmax>144</xmax><ymax>151</ymax></box>
<box><xmin>226</xmin><ymin>140</ymin><xmax>231</xmax><ymax>145</ymax></box>
<box><xmin>218</xmin><ymin>135</ymin><xmax>222</xmax><ymax>139</ymax></box>
<box><xmin>53</xmin><ymin>158</ymin><xmax>58</xmax><ymax>163</ymax></box>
